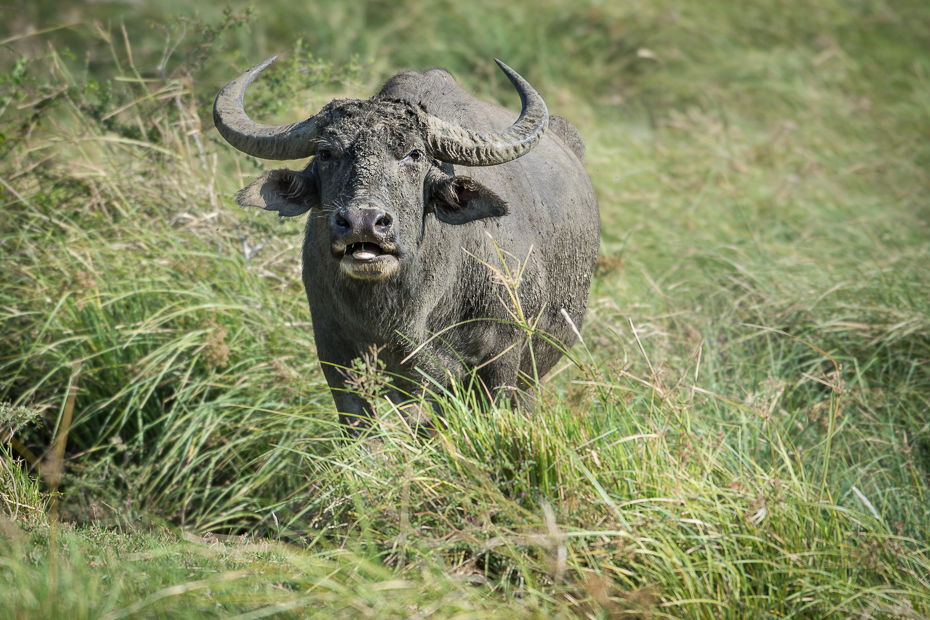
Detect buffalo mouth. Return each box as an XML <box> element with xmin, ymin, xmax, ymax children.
<box><xmin>339</xmin><ymin>242</ymin><xmax>399</xmax><ymax>280</ymax></box>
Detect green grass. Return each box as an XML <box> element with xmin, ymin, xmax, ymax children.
<box><xmin>1</xmin><ymin>0</ymin><xmax>929</xmax><ymax>617</ymax></box>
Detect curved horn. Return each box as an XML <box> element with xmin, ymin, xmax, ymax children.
<box><xmin>424</xmin><ymin>59</ymin><xmax>548</xmax><ymax>167</ymax></box>
<box><xmin>213</xmin><ymin>57</ymin><xmax>319</xmax><ymax>161</ymax></box>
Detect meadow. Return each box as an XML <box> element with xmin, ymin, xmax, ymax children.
<box><xmin>1</xmin><ymin>0</ymin><xmax>929</xmax><ymax>617</ymax></box>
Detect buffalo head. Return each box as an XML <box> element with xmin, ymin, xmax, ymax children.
<box><xmin>213</xmin><ymin>58</ymin><xmax>548</xmax><ymax>282</ymax></box>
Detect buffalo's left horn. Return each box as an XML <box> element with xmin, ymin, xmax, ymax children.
<box><xmin>422</xmin><ymin>59</ymin><xmax>548</xmax><ymax>167</ymax></box>
<box><xmin>213</xmin><ymin>57</ymin><xmax>320</xmax><ymax>161</ymax></box>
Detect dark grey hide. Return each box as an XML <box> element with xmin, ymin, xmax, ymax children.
<box><xmin>216</xmin><ymin>61</ymin><xmax>600</xmax><ymax>432</ymax></box>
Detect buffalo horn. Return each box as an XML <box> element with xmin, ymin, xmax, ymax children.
<box><xmin>213</xmin><ymin>57</ymin><xmax>319</xmax><ymax>161</ymax></box>
<box><xmin>423</xmin><ymin>59</ymin><xmax>549</xmax><ymax>167</ymax></box>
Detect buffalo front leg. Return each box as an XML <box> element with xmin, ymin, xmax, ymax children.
<box><xmin>474</xmin><ymin>344</ymin><xmax>538</xmax><ymax>412</ymax></box>
<box><xmin>313</xmin><ymin>331</ymin><xmax>381</xmax><ymax>434</ymax></box>
<box><xmin>318</xmin><ymin>359</ymin><xmax>377</xmax><ymax>434</ymax></box>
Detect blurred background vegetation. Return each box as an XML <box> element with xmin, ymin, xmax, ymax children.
<box><xmin>1</xmin><ymin>0</ymin><xmax>929</xmax><ymax>617</ymax></box>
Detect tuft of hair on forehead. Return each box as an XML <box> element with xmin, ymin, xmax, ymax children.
<box><xmin>318</xmin><ymin>98</ymin><xmax>423</xmax><ymax>124</ymax></box>
<box><xmin>314</xmin><ymin>98</ymin><xmax>428</xmax><ymax>147</ymax></box>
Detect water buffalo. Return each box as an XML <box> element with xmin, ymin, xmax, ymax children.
<box><xmin>213</xmin><ymin>57</ymin><xmax>599</xmax><ymax>432</ymax></box>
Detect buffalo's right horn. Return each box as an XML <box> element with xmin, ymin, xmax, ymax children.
<box><xmin>213</xmin><ymin>57</ymin><xmax>319</xmax><ymax>161</ymax></box>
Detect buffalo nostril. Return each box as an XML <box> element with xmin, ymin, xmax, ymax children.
<box><xmin>375</xmin><ymin>213</ymin><xmax>392</xmax><ymax>230</ymax></box>
<box><xmin>335</xmin><ymin>212</ymin><xmax>350</xmax><ymax>232</ymax></box>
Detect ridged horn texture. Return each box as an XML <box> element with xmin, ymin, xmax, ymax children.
<box><xmin>423</xmin><ymin>59</ymin><xmax>549</xmax><ymax>167</ymax></box>
<box><xmin>213</xmin><ymin>57</ymin><xmax>320</xmax><ymax>161</ymax></box>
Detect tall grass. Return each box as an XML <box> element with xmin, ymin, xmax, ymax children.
<box><xmin>1</xmin><ymin>0</ymin><xmax>929</xmax><ymax>616</ymax></box>
<box><xmin>0</xmin><ymin>19</ymin><xmax>343</xmax><ymax>530</ymax></box>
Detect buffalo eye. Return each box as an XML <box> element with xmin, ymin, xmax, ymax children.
<box><xmin>401</xmin><ymin>149</ymin><xmax>422</xmax><ymax>164</ymax></box>
<box><xmin>318</xmin><ymin>149</ymin><xmax>333</xmax><ymax>161</ymax></box>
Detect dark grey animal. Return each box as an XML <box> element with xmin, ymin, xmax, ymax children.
<box><xmin>213</xmin><ymin>57</ymin><xmax>599</xmax><ymax>432</ymax></box>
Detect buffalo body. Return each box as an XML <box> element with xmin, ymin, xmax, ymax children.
<box><xmin>214</xmin><ymin>59</ymin><xmax>600</xmax><ymax>431</ymax></box>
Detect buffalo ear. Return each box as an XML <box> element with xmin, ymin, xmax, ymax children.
<box><xmin>430</xmin><ymin>175</ymin><xmax>508</xmax><ymax>225</ymax></box>
<box><xmin>237</xmin><ymin>169</ymin><xmax>319</xmax><ymax>217</ymax></box>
